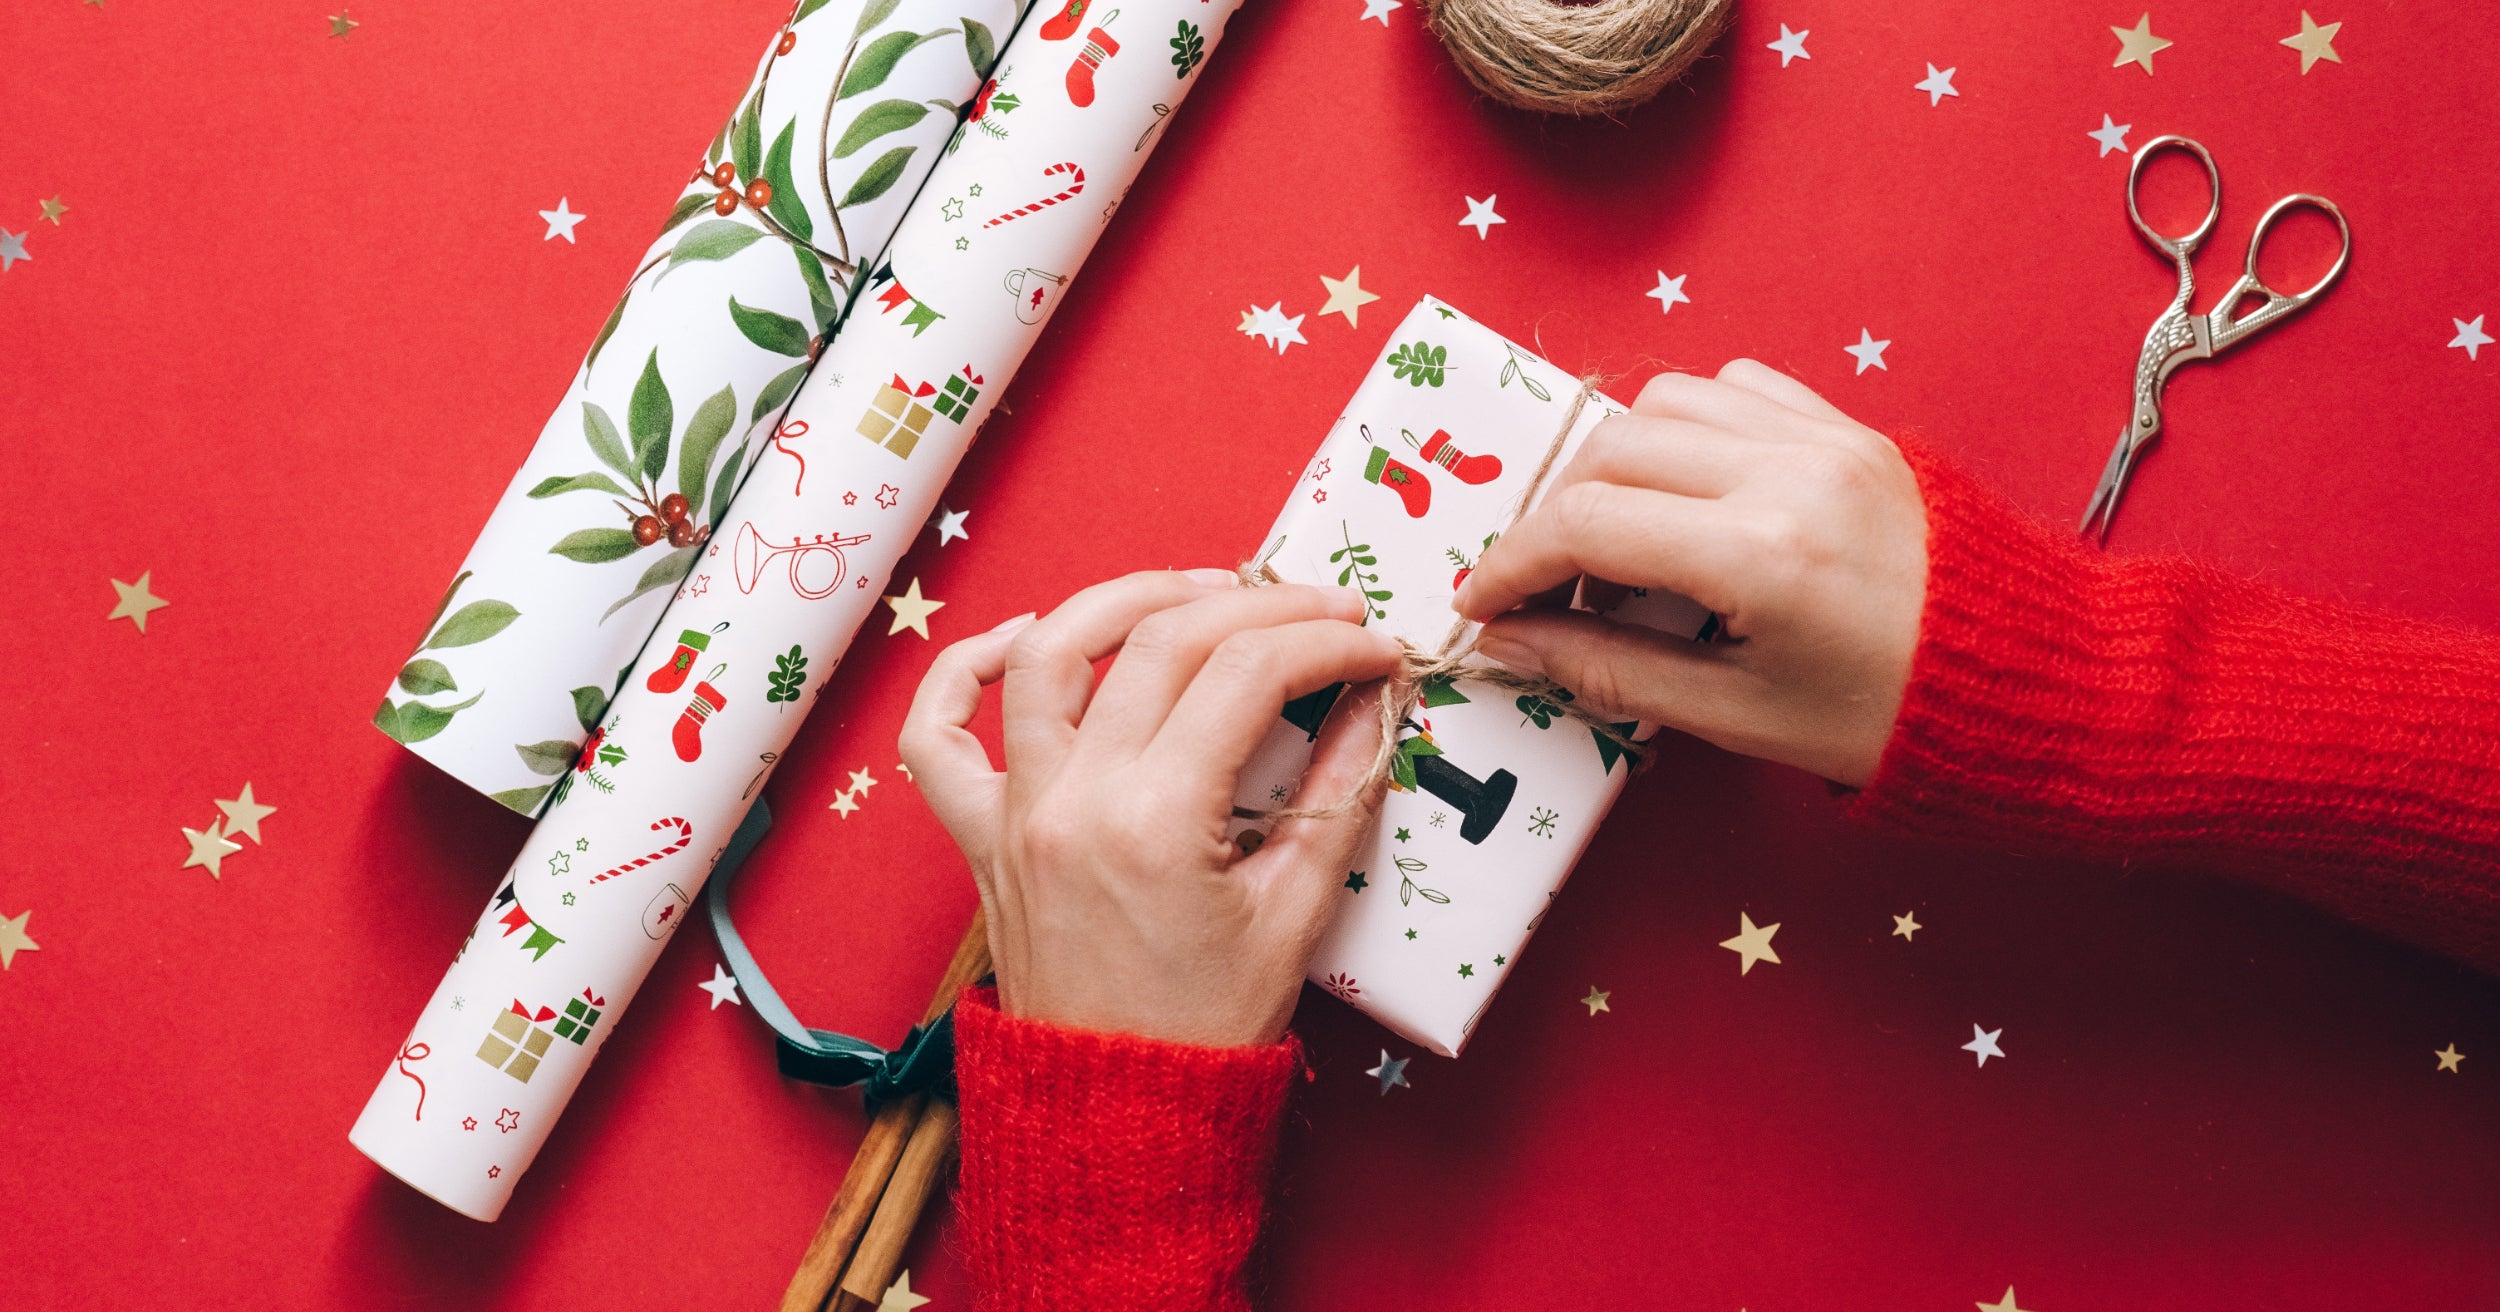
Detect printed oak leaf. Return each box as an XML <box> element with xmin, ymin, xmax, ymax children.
<box><xmin>1170</xmin><ymin>20</ymin><xmax>1204</xmax><ymax>78</ymax></box>
<box><xmin>1387</xmin><ymin>341</ymin><xmax>1449</xmax><ymax>388</ymax></box>
<box><xmin>766</xmin><ymin>644</ymin><xmax>809</xmax><ymax>707</ymax></box>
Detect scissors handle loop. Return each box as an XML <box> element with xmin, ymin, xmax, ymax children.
<box><xmin>2126</xmin><ymin>135</ymin><xmax>2222</xmax><ymax>259</ymax></box>
<box><xmin>2206</xmin><ymin>192</ymin><xmax>2353</xmax><ymax>354</ymax></box>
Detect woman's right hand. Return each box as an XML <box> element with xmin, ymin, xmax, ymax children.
<box><xmin>1454</xmin><ymin>360</ymin><xmax>1931</xmax><ymax>787</ymax></box>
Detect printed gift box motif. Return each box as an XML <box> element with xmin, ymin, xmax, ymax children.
<box><xmin>856</xmin><ymin>366</ymin><xmax>981</xmax><ymax>458</ymax></box>
<box><xmin>476</xmin><ymin>990</ymin><xmax>606</xmax><ymax>1083</ymax></box>
<box><xmin>477</xmin><ymin>1002</ymin><xmax>560</xmax><ymax>1083</ymax></box>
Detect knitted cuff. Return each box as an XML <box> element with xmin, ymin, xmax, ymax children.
<box><xmin>953</xmin><ymin>987</ymin><xmax>1298</xmax><ymax>1312</ymax></box>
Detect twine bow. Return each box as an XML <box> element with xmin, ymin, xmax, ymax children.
<box><xmin>1236</xmin><ymin>379</ymin><xmax>1647</xmax><ymax>825</ymax></box>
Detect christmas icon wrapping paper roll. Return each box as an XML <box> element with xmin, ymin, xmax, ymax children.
<box><xmin>372</xmin><ymin>0</ymin><xmax>1021</xmax><ymax>813</ymax></box>
<box><xmin>1225</xmin><ymin>297</ymin><xmax>1712</xmax><ymax>1058</ymax></box>
<box><xmin>351</xmin><ymin>0</ymin><xmax>1248</xmax><ymax>1220</ymax></box>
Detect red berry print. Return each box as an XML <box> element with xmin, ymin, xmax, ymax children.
<box><xmin>777</xmin><ymin>30</ymin><xmax>797</xmax><ymax>55</ymax></box>
<box><xmin>633</xmin><ymin>515</ymin><xmax>664</xmax><ymax>546</ymax></box>
<box><xmin>712</xmin><ymin>190</ymin><xmax>739</xmax><ymax>216</ymax></box>
<box><xmin>659</xmin><ymin>492</ymin><xmax>690</xmax><ymax>524</ymax></box>
<box><xmin>745</xmin><ymin>180</ymin><xmax>773</xmax><ymax>208</ymax></box>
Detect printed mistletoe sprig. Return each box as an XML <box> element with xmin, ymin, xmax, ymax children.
<box><xmin>375</xmin><ymin>571</ymin><xmax>516</xmax><ymax>745</ymax></box>
<box><xmin>529</xmin><ymin>349</ymin><xmax>746</xmax><ymax>623</ymax></box>
<box><xmin>1330</xmin><ymin>520</ymin><xmax>1392</xmax><ymax>620</ymax></box>
<box><xmin>1387</xmin><ymin>340</ymin><xmax>1450</xmax><ymax>388</ymax></box>
<box><xmin>766</xmin><ymin>644</ymin><xmax>809</xmax><ymax>706</ymax></box>
<box><xmin>1495</xmin><ymin>341</ymin><xmax>1553</xmax><ymax>401</ymax></box>
<box><xmin>1394</xmin><ymin>855</ymin><xmax>1449</xmax><ymax>907</ymax></box>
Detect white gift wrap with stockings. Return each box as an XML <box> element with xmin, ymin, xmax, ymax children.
<box><xmin>373</xmin><ymin>0</ymin><xmax>1018</xmax><ymax>812</ymax></box>
<box><xmin>352</xmin><ymin>0</ymin><xmax>1248</xmax><ymax>1220</ymax></box>
<box><xmin>1226</xmin><ymin>297</ymin><xmax>1711</xmax><ymax>1057</ymax></box>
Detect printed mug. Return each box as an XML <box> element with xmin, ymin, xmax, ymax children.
<box><xmin>1003</xmin><ymin>267</ymin><xmax>1068</xmax><ymax>325</ymax></box>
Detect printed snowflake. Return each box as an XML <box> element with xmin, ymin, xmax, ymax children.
<box><xmin>451</xmin><ymin>996</ymin><xmax>465</xmax><ymax>1010</ymax></box>
<box><xmin>1430</xmin><ymin>811</ymin><xmax>1446</xmax><ymax>827</ymax></box>
<box><xmin>1269</xmin><ymin>784</ymin><xmax>1289</xmax><ymax>802</ymax></box>
<box><xmin>495</xmin><ymin>1108</ymin><xmax>521</xmax><ymax>1134</ymax></box>
<box><xmin>1527</xmin><ymin>806</ymin><xmax>1559</xmax><ymax>838</ymax></box>
<box><xmin>1322</xmin><ymin>973</ymin><xmax>1361</xmax><ymax>1000</ymax></box>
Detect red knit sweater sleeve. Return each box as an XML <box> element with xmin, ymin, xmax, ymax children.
<box><xmin>1857</xmin><ymin>440</ymin><xmax>2500</xmax><ymax>971</ymax></box>
<box><xmin>951</xmin><ymin>987</ymin><xmax>1298</xmax><ymax>1312</ymax></box>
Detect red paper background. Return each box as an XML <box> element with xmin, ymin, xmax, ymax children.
<box><xmin>5</xmin><ymin>1</ymin><xmax>2497</xmax><ymax>1307</ymax></box>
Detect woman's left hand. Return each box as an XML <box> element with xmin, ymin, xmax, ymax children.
<box><xmin>900</xmin><ymin>570</ymin><xmax>1403</xmax><ymax>1049</ymax></box>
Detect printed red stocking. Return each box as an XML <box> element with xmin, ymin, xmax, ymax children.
<box><xmin>1066</xmin><ymin>27</ymin><xmax>1119</xmax><ymax>107</ymax></box>
<box><xmin>645</xmin><ymin>628</ymin><xmax>712</xmax><ymax>694</ymax></box>
<box><xmin>1363</xmin><ymin>444</ymin><xmax>1432</xmax><ymax>518</ymax></box>
<box><xmin>1418</xmin><ymin>428</ymin><xmax>1504</xmax><ymax>485</ymax></box>
<box><xmin>674</xmin><ymin>682</ymin><xmax>727</xmax><ymax>762</ymax></box>
<box><xmin>1039</xmin><ymin>0</ymin><xmax>1090</xmax><ymax>41</ymax></box>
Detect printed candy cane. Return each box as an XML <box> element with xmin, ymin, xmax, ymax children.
<box><xmin>983</xmin><ymin>162</ymin><xmax>1085</xmax><ymax>228</ymax></box>
<box><xmin>594</xmin><ymin>817</ymin><xmax>694</xmax><ymax>883</ymax></box>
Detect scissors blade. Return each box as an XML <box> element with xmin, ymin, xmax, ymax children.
<box><xmin>2078</xmin><ymin>426</ymin><xmax>2137</xmax><ymax>541</ymax></box>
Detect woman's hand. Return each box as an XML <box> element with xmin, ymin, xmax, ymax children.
<box><xmin>900</xmin><ymin>570</ymin><xmax>1403</xmax><ymax>1048</ymax></box>
<box><xmin>1454</xmin><ymin>360</ymin><xmax>1928</xmax><ymax>787</ymax></box>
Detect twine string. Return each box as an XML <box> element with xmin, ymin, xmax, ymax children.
<box><xmin>1237</xmin><ymin>379</ymin><xmax>1645</xmax><ymax>826</ymax></box>
<box><xmin>1418</xmin><ymin>0</ymin><xmax>1735</xmax><ymax>118</ymax></box>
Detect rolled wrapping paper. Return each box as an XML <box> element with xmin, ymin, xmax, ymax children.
<box><xmin>350</xmin><ymin>0</ymin><xmax>1248</xmax><ymax>1220</ymax></box>
<box><xmin>374</xmin><ymin>0</ymin><xmax>1020</xmax><ymax>812</ymax></box>
<box><xmin>1222</xmin><ymin>297</ymin><xmax>1713</xmax><ymax>1056</ymax></box>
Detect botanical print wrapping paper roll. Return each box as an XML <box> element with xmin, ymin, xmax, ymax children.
<box><xmin>373</xmin><ymin>0</ymin><xmax>1019</xmax><ymax>813</ymax></box>
<box><xmin>1224</xmin><ymin>297</ymin><xmax>1712</xmax><ymax>1057</ymax></box>
<box><xmin>351</xmin><ymin>0</ymin><xmax>1248</xmax><ymax>1220</ymax></box>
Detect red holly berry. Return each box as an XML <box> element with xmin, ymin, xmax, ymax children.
<box><xmin>745</xmin><ymin>180</ymin><xmax>773</xmax><ymax>209</ymax></box>
<box><xmin>776</xmin><ymin>30</ymin><xmax>797</xmax><ymax>55</ymax></box>
<box><xmin>712</xmin><ymin>190</ymin><xmax>739</xmax><ymax>216</ymax></box>
<box><xmin>633</xmin><ymin>515</ymin><xmax>664</xmax><ymax>546</ymax></box>
<box><xmin>666</xmin><ymin>519</ymin><xmax>697</xmax><ymax>548</ymax></box>
<box><xmin>659</xmin><ymin>492</ymin><xmax>691</xmax><ymax>524</ymax></box>
<box><xmin>713</xmin><ymin>161</ymin><xmax>736</xmax><ymax>187</ymax></box>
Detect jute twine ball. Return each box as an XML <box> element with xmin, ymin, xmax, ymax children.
<box><xmin>1418</xmin><ymin>0</ymin><xmax>1735</xmax><ymax>116</ymax></box>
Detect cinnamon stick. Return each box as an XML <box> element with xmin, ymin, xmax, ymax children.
<box><xmin>831</xmin><ymin>1097</ymin><xmax>960</xmax><ymax>1312</ymax></box>
<box><xmin>778</xmin><ymin>911</ymin><xmax>991</xmax><ymax>1312</ymax></box>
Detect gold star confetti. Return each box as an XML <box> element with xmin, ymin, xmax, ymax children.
<box><xmin>1977</xmin><ymin>1289</ymin><xmax>2030</xmax><ymax>1312</ymax></box>
<box><xmin>107</xmin><ymin>572</ymin><xmax>170</xmax><ymax>633</ymax></box>
<box><xmin>1892</xmin><ymin>911</ymin><xmax>1922</xmax><ymax>941</ymax></box>
<box><xmin>328</xmin><ymin>10</ymin><xmax>358</xmax><ymax>37</ymax></box>
<box><xmin>2281</xmin><ymin>11</ymin><xmax>2341</xmax><ymax>74</ymax></box>
<box><xmin>1317</xmin><ymin>266</ymin><xmax>1381</xmax><ymax>328</ymax></box>
<box><xmin>0</xmin><ymin>909</ymin><xmax>38</xmax><ymax>970</ymax></box>
<box><xmin>181</xmin><ymin>821</ymin><xmax>244</xmax><ymax>878</ymax></box>
<box><xmin>2110</xmin><ymin>13</ymin><xmax>2171</xmax><ymax>74</ymax></box>
<box><xmin>1580</xmin><ymin>987</ymin><xmax>1610</xmax><ymax>1016</ymax></box>
<box><xmin>828</xmin><ymin>789</ymin><xmax>860</xmax><ymax>818</ymax></box>
<box><xmin>1719</xmin><ymin>912</ymin><xmax>1781</xmax><ymax>975</ymax></box>
<box><xmin>2435</xmin><ymin>1043</ymin><xmax>2466</xmax><ymax>1073</ymax></box>
<box><xmin>878</xmin><ymin>1270</ymin><xmax>932</xmax><ymax>1312</ymax></box>
<box><xmin>883</xmin><ymin>577</ymin><xmax>945</xmax><ymax>639</ymax></box>
<box><xmin>37</xmin><ymin>196</ymin><xmax>67</xmax><ymax>225</ymax></box>
<box><xmin>215</xmin><ymin>783</ymin><xmax>277</xmax><ymax>844</ymax></box>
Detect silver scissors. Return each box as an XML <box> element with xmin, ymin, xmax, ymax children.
<box><xmin>2080</xmin><ymin>135</ymin><xmax>2352</xmax><ymax>542</ymax></box>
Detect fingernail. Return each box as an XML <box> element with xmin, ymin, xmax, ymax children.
<box><xmin>990</xmin><ymin>611</ymin><xmax>1038</xmax><ymax>634</ymax></box>
<box><xmin>1475</xmin><ymin>633</ymin><xmax>1545</xmax><ymax>677</ymax></box>
<box><xmin>1183</xmin><ymin>567</ymin><xmax>1240</xmax><ymax>587</ymax></box>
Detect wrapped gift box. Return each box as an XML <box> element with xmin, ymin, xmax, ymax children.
<box><xmin>1226</xmin><ymin>297</ymin><xmax>1710</xmax><ymax>1056</ymax></box>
